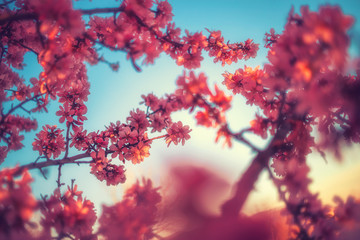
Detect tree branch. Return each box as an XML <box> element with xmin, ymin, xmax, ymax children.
<box><xmin>16</xmin><ymin>152</ymin><xmax>92</xmax><ymax>175</ymax></box>
<box><xmin>80</xmin><ymin>6</ymin><xmax>125</xmax><ymax>16</ymax></box>
<box><xmin>221</xmin><ymin>121</ymin><xmax>290</xmax><ymax>217</ymax></box>
<box><xmin>231</xmin><ymin>129</ymin><xmax>260</xmax><ymax>152</ymax></box>
<box><xmin>0</xmin><ymin>12</ymin><xmax>36</xmax><ymax>25</ymax></box>
<box><xmin>10</xmin><ymin>40</ymin><xmax>39</xmax><ymax>56</ymax></box>
<box><xmin>0</xmin><ymin>6</ymin><xmax>127</xmax><ymax>26</ymax></box>
<box><xmin>221</xmin><ymin>90</ymin><xmax>289</xmax><ymax>217</ymax></box>
<box><xmin>2</xmin><ymin>94</ymin><xmax>42</xmax><ymax>120</ymax></box>
<box><xmin>56</xmin><ymin>164</ymin><xmax>63</xmax><ymax>188</ymax></box>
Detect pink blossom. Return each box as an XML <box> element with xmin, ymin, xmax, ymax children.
<box><xmin>127</xmin><ymin>109</ymin><xmax>150</xmax><ymax>131</ymax></box>
<box><xmin>32</xmin><ymin>125</ymin><xmax>65</xmax><ymax>159</ymax></box>
<box><xmin>165</xmin><ymin>121</ymin><xmax>191</xmax><ymax>147</ymax></box>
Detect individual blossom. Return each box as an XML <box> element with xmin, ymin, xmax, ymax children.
<box><xmin>182</xmin><ymin>31</ymin><xmax>208</xmax><ymax>55</ymax></box>
<box><xmin>70</xmin><ymin>126</ymin><xmax>89</xmax><ymax>151</ymax></box>
<box><xmin>242</xmin><ymin>39</ymin><xmax>259</xmax><ymax>60</ymax></box>
<box><xmin>140</xmin><ymin>93</ymin><xmax>160</xmax><ymax>110</ymax></box>
<box><xmin>165</xmin><ymin>121</ymin><xmax>191</xmax><ymax>147</ymax></box>
<box><xmin>109</xmin><ymin>139</ymin><xmax>127</xmax><ymax>161</ymax></box>
<box><xmin>264</xmin><ymin>28</ymin><xmax>280</xmax><ymax>48</ymax></box>
<box><xmin>206</xmin><ymin>29</ymin><xmax>229</xmax><ymax>65</ymax></box>
<box><xmin>125</xmin><ymin>141</ymin><xmax>151</xmax><ymax>164</ymax></box>
<box><xmin>195</xmin><ymin>107</ymin><xmax>225</xmax><ymax>128</ymax></box>
<box><xmin>58</xmin><ymin>86</ymin><xmax>89</xmax><ymax>104</ymax></box>
<box><xmin>143</xmin><ymin>38</ymin><xmax>162</xmax><ymax>65</ymax></box>
<box><xmin>119</xmin><ymin>126</ymin><xmax>138</xmax><ymax>144</ymax></box>
<box><xmin>127</xmin><ymin>109</ymin><xmax>150</xmax><ymax>132</ymax></box>
<box><xmin>250</xmin><ymin>115</ymin><xmax>270</xmax><ymax>139</ymax></box>
<box><xmin>210</xmin><ymin>85</ymin><xmax>232</xmax><ymax>111</ymax></box>
<box><xmin>175</xmin><ymin>71</ymin><xmax>211</xmax><ymax>108</ymax></box>
<box><xmin>106</xmin><ymin>121</ymin><xmax>124</xmax><ymax>142</ymax></box>
<box><xmin>162</xmin><ymin>22</ymin><xmax>182</xmax><ymax>55</ymax></box>
<box><xmin>270</xmin><ymin>154</ymin><xmax>288</xmax><ymax>177</ymax></box>
<box><xmin>222</xmin><ymin>70</ymin><xmax>243</xmax><ymax>95</ymax></box>
<box><xmin>195</xmin><ymin>110</ymin><xmax>214</xmax><ymax>127</ymax></box>
<box><xmin>71</xmin><ymin>102</ymin><xmax>88</xmax><ymax>125</ymax></box>
<box><xmin>88</xmin><ymin>131</ymin><xmax>109</xmax><ymax>150</ymax></box>
<box><xmin>56</xmin><ymin>103</ymin><xmax>75</xmax><ymax>124</ymax></box>
<box><xmin>176</xmin><ymin>51</ymin><xmax>204</xmax><ymax>69</ymax></box>
<box><xmin>215</xmin><ymin>125</ymin><xmax>232</xmax><ymax>148</ymax></box>
<box><xmin>149</xmin><ymin>112</ymin><xmax>168</xmax><ymax>133</ymax></box>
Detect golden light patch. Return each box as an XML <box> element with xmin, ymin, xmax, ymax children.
<box><xmin>295</xmin><ymin>61</ymin><xmax>312</xmax><ymax>82</ymax></box>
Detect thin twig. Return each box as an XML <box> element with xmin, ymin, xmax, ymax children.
<box><xmin>64</xmin><ymin>124</ymin><xmax>72</xmax><ymax>158</ymax></box>
<box><xmin>56</xmin><ymin>164</ymin><xmax>63</xmax><ymax>188</ymax></box>
<box><xmin>2</xmin><ymin>94</ymin><xmax>42</xmax><ymax>120</ymax></box>
<box><xmin>39</xmin><ymin>168</ymin><xmax>48</xmax><ymax>180</ymax></box>
<box><xmin>231</xmin><ymin>130</ymin><xmax>261</xmax><ymax>152</ymax></box>
<box><xmin>80</xmin><ymin>6</ymin><xmax>125</xmax><ymax>15</ymax></box>
<box><xmin>10</xmin><ymin>40</ymin><xmax>39</xmax><ymax>56</ymax></box>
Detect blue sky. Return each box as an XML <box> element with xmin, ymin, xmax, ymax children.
<box><xmin>3</xmin><ymin>0</ymin><xmax>360</xmax><ymax>215</ymax></box>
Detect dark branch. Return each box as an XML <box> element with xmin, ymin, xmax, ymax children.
<box><xmin>80</xmin><ymin>6</ymin><xmax>125</xmax><ymax>15</ymax></box>
<box><xmin>16</xmin><ymin>152</ymin><xmax>92</xmax><ymax>175</ymax></box>
<box><xmin>0</xmin><ymin>12</ymin><xmax>36</xmax><ymax>25</ymax></box>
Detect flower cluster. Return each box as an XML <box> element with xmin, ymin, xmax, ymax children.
<box><xmin>40</xmin><ymin>184</ymin><xmax>96</xmax><ymax>239</ymax></box>
<box><xmin>222</xmin><ymin>6</ymin><xmax>358</xmax><ymax>155</ymax></box>
<box><xmin>32</xmin><ymin>125</ymin><xmax>66</xmax><ymax>159</ymax></box>
<box><xmin>207</xmin><ymin>30</ymin><xmax>259</xmax><ymax>66</ymax></box>
<box><xmin>0</xmin><ymin>168</ymin><xmax>37</xmax><ymax>239</ymax></box>
<box><xmin>0</xmin><ymin>0</ymin><xmax>257</xmax><ymax>161</ymax></box>
<box><xmin>165</xmin><ymin>121</ymin><xmax>192</xmax><ymax>147</ymax></box>
<box><xmin>0</xmin><ymin>115</ymin><xmax>37</xmax><ymax>160</ymax></box>
<box><xmin>260</xmin><ymin>6</ymin><xmax>357</xmax><ymax>153</ymax></box>
<box><xmin>174</xmin><ymin>71</ymin><xmax>233</xmax><ymax>147</ymax></box>
<box><xmin>98</xmin><ymin>178</ymin><xmax>161</xmax><ymax>240</ymax></box>
<box><xmin>49</xmin><ymin>89</ymin><xmax>191</xmax><ymax>185</ymax></box>
<box><xmin>56</xmin><ymin>81</ymin><xmax>89</xmax><ymax>127</ymax></box>
<box><xmin>90</xmin><ymin>149</ymin><xmax>126</xmax><ymax>186</ymax></box>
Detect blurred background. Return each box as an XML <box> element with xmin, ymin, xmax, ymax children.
<box><xmin>2</xmin><ymin>0</ymin><xmax>360</xmax><ymax>217</ymax></box>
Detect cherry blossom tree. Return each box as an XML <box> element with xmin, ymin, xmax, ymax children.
<box><xmin>0</xmin><ymin>0</ymin><xmax>359</xmax><ymax>239</ymax></box>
